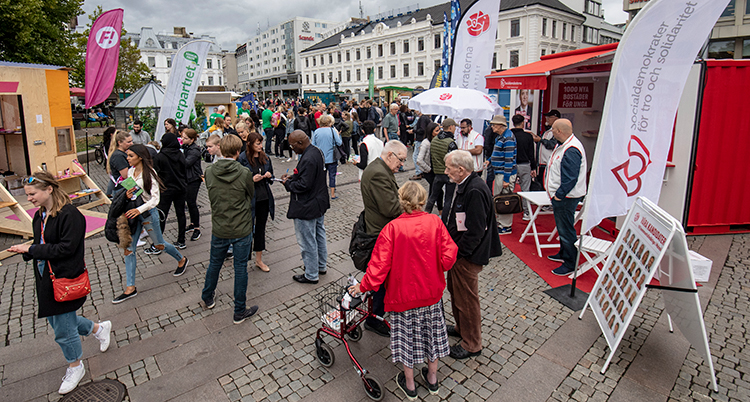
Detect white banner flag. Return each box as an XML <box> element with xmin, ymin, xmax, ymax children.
<box><xmin>582</xmin><ymin>0</ymin><xmax>730</xmax><ymax>234</ymax></box>
<box><xmin>155</xmin><ymin>40</ymin><xmax>212</xmax><ymax>142</ymax></box>
<box><xmin>448</xmin><ymin>0</ymin><xmax>501</xmax><ymax>92</ymax></box>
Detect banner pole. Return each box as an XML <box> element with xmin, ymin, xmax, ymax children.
<box><xmin>85</xmin><ymin>127</ymin><xmax>90</xmax><ymax>174</ymax></box>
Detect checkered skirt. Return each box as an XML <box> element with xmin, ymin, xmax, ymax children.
<box><xmin>390</xmin><ymin>301</ymin><xmax>450</xmax><ymax>368</ymax></box>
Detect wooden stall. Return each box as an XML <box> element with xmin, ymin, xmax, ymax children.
<box><xmin>0</xmin><ymin>61</ymin><xmax>109</xmax><ymax>240</ymax></box>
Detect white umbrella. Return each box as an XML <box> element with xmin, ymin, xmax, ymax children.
<box><xmin>408</xmin><ymin>87</ymin><xmax>501</xmax><ymax>122</ymax></box>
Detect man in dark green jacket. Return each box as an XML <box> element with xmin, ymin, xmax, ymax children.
<box><xmin>360</xmin><ymin>140</ymin><xmax>408</xmax><ymax>337</ymax></box>
<box><xmin>201</xmin><ymin>135</ymin><xmax>259</xmax><ymax>325</ymax></box>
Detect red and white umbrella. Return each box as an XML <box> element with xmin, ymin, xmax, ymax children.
<box><xmin>408</xmin><ymin>87</ymin><xmax>501</xmax><ymax>122</ymax></box>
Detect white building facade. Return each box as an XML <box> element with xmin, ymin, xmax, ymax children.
<box><xmin>235</xmin><ymin>17</ymin><xmax>339</xmax><ymax>98</ymax></box>
<box><xmin>124</xmin><ymin>27</ymin><xmax>225</xmax><ymax>88</ymax></box>
<box><xmin>560</xmin><ymin>0</ymin><xmax>622</xmax><ymax>45</ymax></box>
<box><xmin>299</xmin><ymin>1</ymin><xmax>588</xmax><ymax>98</ymax></box>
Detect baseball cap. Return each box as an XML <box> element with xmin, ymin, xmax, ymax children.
<box><xmin>544</xmin><ymin>110</ymin><xmax>561</xmax><ymax>118</ymax></box>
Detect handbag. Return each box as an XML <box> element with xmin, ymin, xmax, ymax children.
<box><xmin>48</xmin><ymin>261</ymin><xmax>91</xmax><ymax>302</ymax></box>
<box><xmin>494</xmin><ymin>193</ymin><xmax>523</xmax><ymax>215</ymax></box>
<box><xmin>330</xmin><ymin>128</ymin><xmax>345</xmax><ymax>163</ymax></box>
<box><xmin>349</xmin><ymin>211</ymin><xmax>379</xmax><ymax>272</ymax></box>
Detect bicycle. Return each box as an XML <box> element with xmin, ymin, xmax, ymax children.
<box><xmin>91</xmin><ymin>133</ymin><xmax>105</xmax><ymax>165</ymax></box>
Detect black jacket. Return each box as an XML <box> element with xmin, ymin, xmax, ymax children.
<box><xmin>239</xmin><ymin>152</ymin><xmax>276</xmax><ymax>220</ymax></box>
<box><xmin>283</xmin><ymin>144</ymin><xmax>330</xmax><ymax>220</ymax></box>
<box><xmin>415</xmin><ymin>114</ymin><xmax>432</xmax><ymax>142</ymax></box>
<box><xmin>446</xmin><ymin>173</ymin><xmax>502</xmax><ymax>266</ymax></box>
<box><xmin>24</xmin><ymin>204</ymin><xmax>87</xmax><ymax>318</ymax></box>
<box><xmin>182</xmin><ymin>142</ymin><xmax>203</xmax><ymax>183</ymax></box>
<box><xmin>154</xmin><ymin>133</ymin><xmax>187</xmax><ymax>193</ymax></box>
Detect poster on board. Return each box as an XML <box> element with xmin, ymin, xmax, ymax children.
<box><xmin>511</xmin><ymin>89</ymin><xmax>534</xmax><ymax>131</ymax></box>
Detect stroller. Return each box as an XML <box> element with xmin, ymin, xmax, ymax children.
<box><xmin>314</xmin><ymin>275</ymin><xmax>389</xmax><ymax>401</ymax></box>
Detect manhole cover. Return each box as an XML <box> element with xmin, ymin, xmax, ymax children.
<box><xmin>60</xmin><ymin>379</ymin><xmax>126</xmax><ymax>402</ymax></box>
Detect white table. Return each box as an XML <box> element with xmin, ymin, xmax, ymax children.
<box><xmin>517</xmin><ymin>191</ymin><xmax>559</xmax><ymax>257</ymax></box>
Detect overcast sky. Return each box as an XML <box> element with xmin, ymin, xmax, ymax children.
<box><xmin>81</xmin><ymin>0</ymin><xmax>629</xmax><ymax>51</ymax></box>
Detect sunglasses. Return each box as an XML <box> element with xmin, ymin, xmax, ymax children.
<box><xmin>23</xmin><ymin>176</ymin><xmax>49</xmax><ymax>185</ymax></box>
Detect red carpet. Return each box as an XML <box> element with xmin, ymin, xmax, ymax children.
<box><xmin>499</xmin><ymin>211</ymin><xmax>615</xmax><ymax>293</ymax></box>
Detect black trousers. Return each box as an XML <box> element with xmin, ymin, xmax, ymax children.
<box><xmin>253</xmin><ymin>199</ymin><xmax>270</xmax><ymax>252</ymax></box>
<box><xmin>158</xmin><ymin>190</ymin><xmax>186</xmax><ymax>243</ymax></box>
<box><xmin>341</xmin><ymin>137</ymin><xmax>351</xmax><ymax>161</ymax></box>
<box><xmin>186</xmin><ymin>180</ymin><xmax>201</xmax><ymax>228</ymax></box>
<box><xmin>274</xmin><ymin>132</ymin><xmax>286</xmax><ymax>157</ymax></box>
<box><xmin>264</xmin><ymin>127</ymin><xmax>273</xmax><ymax>154</ymax></box>
<box><xmin>367</xmin><ymin>284</ymin><xmax>387</xmax><ymax>327</ymax></box>
<box><xmin>423</xmin><ymin>171</ymin><xmax>443</xmax><ymax>211</ymax></box>
<box><xmin>426</xmin><ymin>173</ymin><xmax>454</xmax><ymax>216</ymax></box>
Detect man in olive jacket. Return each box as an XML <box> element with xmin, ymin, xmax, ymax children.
<box><xmin>201</xmin><ymin>135</ymin><xmax>259</xmax><ymax>324</ymax></box>
<box><xmin>360</xmin><ymin>140</ymin><xmax>408</xmax><ymax>337</ymax></box>
<box><xmin>444</xmin><ymin>150</ymin><xmax>502</xmax><ymax>359</ymax></box>
<box><xmin>282</xmin><ymin>130</ymin><xmax>331</xmax><ymax>284</ymax></box>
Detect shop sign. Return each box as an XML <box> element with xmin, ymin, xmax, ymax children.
<box><xmin>299</xmin><ymin>35</ymin><xmax>314</xmax><ymax>41</ymax></box>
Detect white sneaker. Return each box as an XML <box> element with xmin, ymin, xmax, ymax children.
<box><xmin>285</xmin><ymin>158</ymin><xmax>292</xmax><ymax>162</ymax></box>
<box><xmin>136</xmin><ymin>239</ymin><xmax>146</xmax><ymax>247</ymax></box>
<box><xmin>94</xmin><ymin>320</ymin><xmax>112</xmax><ymax>352</ymax></box>
<box><xmin>523</xmin><ymin>213</ymin><xmax>530</xmax><ymax>221</ymax></box>
<box><xmin>58</xmin><ymin>363</ymin><xmax>85</xmax><ymax>394</ymax></box>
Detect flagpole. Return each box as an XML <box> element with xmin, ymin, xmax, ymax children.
<box><xmin>85</xmin><ymin>127</ymin><xmax>89</xmax><ymax>174</ymax></box>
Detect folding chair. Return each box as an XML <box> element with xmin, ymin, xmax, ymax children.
<box><xmin>567</xmin><ymin>234</ymin><xmax>613</xmax><ymax>279</ymax></box>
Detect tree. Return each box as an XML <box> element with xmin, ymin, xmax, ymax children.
<box><xmin>69</xmin><ymin>6</ymin><xmax>151</xmax><ymax>96</ymax></box>
<box><xmin>0</xmin><ymin>0</ymin><xmax>83</xmax><ymax>66</ymax></box>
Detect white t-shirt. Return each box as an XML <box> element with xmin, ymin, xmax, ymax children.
<box><xmin>455</xmin><ymin>129</ymin><xmax>485</xmax><ymax>172</ymax></box>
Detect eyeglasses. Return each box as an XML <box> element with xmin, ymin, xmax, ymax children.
<box><xmin>391</xmin><ymin>152</ymin><xmax>407</xmax><ymax>164</ymax></box>
<box><xmin>23</xmin><ymin>176</ymin><xmax>48</xmax><ymax>185</ymax></box>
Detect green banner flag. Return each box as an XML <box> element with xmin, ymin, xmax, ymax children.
<box><xmin>368</xmin><ymin>68</ymin><xmax>374</xmax><ymax>99</ymax></box>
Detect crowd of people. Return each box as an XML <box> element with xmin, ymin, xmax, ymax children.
<box><xmin>7</xmin><ymin>93</ymin><xmax>589</xmax><ymax>397</ymax></box>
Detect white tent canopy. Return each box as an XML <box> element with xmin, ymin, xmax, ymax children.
<box><xmin>114</xmin><ymin>80</ymin><xmax>165</xmax><ymax>109</ymax></box>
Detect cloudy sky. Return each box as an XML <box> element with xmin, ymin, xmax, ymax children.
<box><xmin>81</xmin><ymin>0</ymin><xmax>629</xmax><ymax>51</ymax></box>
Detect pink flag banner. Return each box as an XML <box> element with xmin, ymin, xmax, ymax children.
<box><xmin>84</xmin><ymin>9</ymin><xmax>123</xmax><ymax>109</ymax></box>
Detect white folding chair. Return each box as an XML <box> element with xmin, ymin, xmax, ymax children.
<box><xmin>568</xmin><ymin>234</ymin><xmax>613</xmax><ymax>279</ymax></box>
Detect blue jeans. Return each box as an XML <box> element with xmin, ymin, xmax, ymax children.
<box><xmin>551</xmin><ymin>196</ymin><xmax>583</xmax><ymax>269</ymax></box>
<box><xmin>264</xmin><ymin>127</ymin><xmax>273</xmax><ymax>153</ymax></box>
<box><xmin>126</xmin><ymin>208</ymin><xmax>183</xmax><ymax>287</ymax></box>
<box><xmin>387</xmin><ymin>133</ymin><xmax>399</xmax><ymax>141</ymax></box>
<box><xmin>326</xmin><ymin>163</ymin><xmax>337</xmax><ymax>188</ymax></box>
<box><xmin>294</xmin><ymin>216</ymin><xmax>327</xmax><ymax>281</ymax></box>
<box><xmin>202</xmin><ymin>233</ymin><xmax>253</xmax><ymax>314</ymax></box>
<box><xmin>47</xmin><ymin>311</ymin><xmax>94</xmax><ymax>363</ymax></box>
<box><xmin>413</xmin><ymin>141</ymin><xmax>422</xmax><ymax>175</ymax></box>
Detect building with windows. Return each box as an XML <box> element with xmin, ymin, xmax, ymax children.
<box><xmin>559</xmin><ymin>0</ymin><xmax>623</xmax><ymax>45</ymax></box>
<box><xmin>625</xmin><ymin>0</ymin><xmax>750</xmax><ymax>59</ymax></box>
<box><xmin>124</xmin><ymin>27</ymin><xmax>225</xmax><ymax>88</ymax></box>
<box><xmin>235</xmin><ymin>17</ymin><xmax>339</xmax><ymax>98</ymax></box>
<box><xmin>299</xmin><ymin>0</ymin><xmax>588</xmax><ymax>100</ymax></box>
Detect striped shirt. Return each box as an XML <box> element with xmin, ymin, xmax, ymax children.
<box><xmin>491</xmin><ymin>128</ymin><xmax>517</xmax><ymax>183</ymax></box>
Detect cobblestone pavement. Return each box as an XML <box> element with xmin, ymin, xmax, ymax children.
<box><xmin>0</xmin><ymin>144</ymin><xmax>746</xmax><ymax>401</ymax></box>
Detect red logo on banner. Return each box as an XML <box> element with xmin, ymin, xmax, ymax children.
<box><xmin>634</xmin><ymin>213</ymin><xmax>640</xmax><ymax>222</ymax></box>
<box><xmin>466</xmin><ymin>11</ymin><xmax>491</xmax><ymax>37</ymax></box>
<box><xmin>611</xmin><ymin>136</ymin><xmax>652</xmax><ymax>196</ymax></box>
<box><xmin>439</xmin><ymin>93</ymin><xmax>452</xmax><ymax>101</ymax></box>
<box><xmin>484</xmin><ymin>95</ymin><xmax>492</xmax><ymax>103</ymax></box>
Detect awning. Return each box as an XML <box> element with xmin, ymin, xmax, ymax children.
<box><xmin>69</xmin><ymin>87</ymin><xmax>85</xmax><ymax>96</ymax></box>
<box><xmin>485</xmin><ymin>43</ymin><xmax>618</xmax><ymax>90</ymax></box>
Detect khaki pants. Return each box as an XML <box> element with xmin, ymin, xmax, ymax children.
<box><xmin>447</xmin><ymin>258</ymin><xmax>483</xmax><ymax>353</ymax></box>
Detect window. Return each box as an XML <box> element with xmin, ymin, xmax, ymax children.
<box><xmin>541</xmin><ymin>49</ymin><xmax>546</xmax><ymax>57</ymax></box>
<box><xmin>378</xmin><ymin>66</ymin><xmax>383</xmax><ymax>79</ymax></box>
<box><xmin>708</xmin><ymin>39</ymin><xmax>735</xmax><ymax>59</ymax></box>
<box><xmin>356</xmin><ymin>69</ymin><xmax>361</xmax><ymax>81</ymax></box>
<box><xmin>148</xmin><ymin>56</ymin><xmax>156</xmax><ymax>67</ymax></box>
<box><xmin>56</xmin><ymin>127</ymin><xmax>74</xmax><ymax>154</ymax></box>
<box><xmin>434</xmin><ymin>59</ymin><xmax>441</xmax><ymax>72</ymax></box>
<box><xmin>583</xmin><ymin>26</ymin><xmax>600</xmax><ymax>44</ymax></box>
<box><xmin>563</xmin><ymin>23</ymin><xmax>567</xmax><ymax>40</ymax></box>
<box><xmin>346</xmin><ymin>51</ymin><xmax>350</xmax><ymax>61</ymax></box>
<box><xmin>403</xmin><ymin>41</ymin><xmax>409</xmax><ymax>53</ymax></box>
<box><xmin>509</xmin><ymin>50</ymin><xmax>519</xmax><ymax>68</ymax></box>
<box><xmin>346</xmin><ymin>70</ymin><xmax>351</xmax><ymax>81</ymax></box>
<box><xmin>510</xmin><ymin>19</ymin><xmax>520</xmax><ymax>37</ymax></box>
<box><xmin>585</xmin><ymin>0</ymin><xmax>602</xmax><ymax>17</ymax></box>
<box><xmin>378</xmin><ymin>44</ymin><xmax>383</xmax><ymax>57</ymax></box>
<box><xmin>434</xmin><ymin>33</ymin><xmax>441</xmax><ymax>49</ymax></box>
<box><xmin>322</xmin><ymin>23</ymin><xmax>327</xmax><ymax>28</ymax></box>
<box><xmin>320</xmin><ymin>55</ymin><xmax>325</xmax><ymax>65</ymax></box>
<box><xmin>366</xmin><ymin>47</ymin><xmax>371</xmax><ymax>58</ymax></box>
<box><xmin>208</xmin><ymin>76</ymin><xmax>214</xmax><ymax>85</ymax></box>
<box><xmin>403</xmin><ymin>63</ymin><xmax>409</xmax><ymax>77</ymax></box>
<box><xmin>390</xmin><ymin>42</ymin><xmax>396</xmax><ymax>55</ymax></box>
<box><xmin>315</xmin><ymin>22</ymin><xmax>321</xmax><ymax>27</ymax></box>
<box><xmin>552</xmin><ymin>21</ymin><xmax>557</xmax><ymax>38</ymax></box>
<box><xmin>217</xmin><ymin>60</ymin><xmax>221</xmax><ymax>69</ymax></box>
<box><xmin>417</xmin><ymin>62</ymin><xmax>424</xmax><ymax>76</ymax></box>
<box><xmin>329</xmin><ymin>53</ymin><xmax>333</xmax><ymax>64</ymax></box>
<box><xmin>337</xmin><ymin>71</ymin><xmax>342</xmax><ymax>82</ymax></box>
<box><xmin>321</xmin><ymin>73</ymin><xmax>325</xmax><ymax>82</ymax></box>
<box><xmin>542</xmin><ymin>18</ymin><xmax>547</xmax><ymax>36</ymax></box>
<box><xmin>571</xmin><ymin>26</ymin><xmax>575</xmax><ymax>42</ymax></box>
<box><xmin>491</xmin><ymin>53</ymin><xmax>497</xmax><ymax>70</ymax></box>
<box><xmin>312</xmin><ymin>58</ymin><xmax>316</xmax><ymax>66</ymax></box>
<box><xmin>744</xmin><ymin>39</ymin><xmax>750</xmax><ymax>59</ymax></box>
<box><xmin>356</xmin><ymin>49</ymin><xmax>361</xmax><ymax>60</ymax></box>
<box><xmin>417</xmin><ymin>37</ymin><xmax>424</xmax><ymax>51</ymax></box>
<box><xmin>313</xmin><ymin>74</ymin><xmax>316</xmax><ymax>83</ymax></box>
<box><xmin>390</xmin><ymin>65</ymin><xmax>396</xmax><ymax>78</ymax></box>
<box><xmin>167</xmin><ymin>58</ymin><xmax>171</xmax><ymax>68</ymax></box>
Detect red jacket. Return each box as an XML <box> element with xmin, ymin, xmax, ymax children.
<box><xmin>360</xmin><ymin>211</ymin><xmax>458</xmax><ymax>312</ymax></box>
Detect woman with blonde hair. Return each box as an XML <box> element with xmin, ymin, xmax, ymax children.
<box><xmin>8</xmin><ymin>172</ymin><xmax>112</xmax><ymax>394</ymax></box>
<box><xmin>311</xmin><ymin>114</ymin><xmax>342</xmax><ymax>199</ymax></box>
<box><xmin>106</xmin><ymin>130</ymin><xmax>133</xmax><ymax>196</ymax></box>
<box><xmin>350</xmin><ymin>181</ymin><xmax>457</xmax><ymax>399</ymax></box>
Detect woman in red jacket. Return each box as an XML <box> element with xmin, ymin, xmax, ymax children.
<box><xmin>349</xmin><ymin>181</ymin><xmax>458</xmax><ymax>400</ymax></box>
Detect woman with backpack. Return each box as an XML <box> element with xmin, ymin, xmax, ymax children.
<box><xmin>181</xmin><ymin>128</ymin><xmax>203</xmax><ymax>241</ymax></box>
<box><xmin>113</xmin><ymin>144</ymin><xmax>189</xmax><ymax>304</ymax></box>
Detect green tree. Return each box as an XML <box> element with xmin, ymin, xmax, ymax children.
<box><xmin>69</xmin><ymin>6</ymin><xmax>151</xmax><ymax>96</ymax></box>
<box><xmin>0</xmin><ymin>0</ymin><xmax>83</xmax><ymax>66</ymax></box>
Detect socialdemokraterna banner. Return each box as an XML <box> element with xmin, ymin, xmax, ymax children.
<box><xmin>448</xmin><ymin>0</ymin><xmax>501</xmax><ymax>92</ymax></box>
<box><xmin>581</xmin><ymin>0</ymin><xmax>731</xmax><ymax>234</ymax></box>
